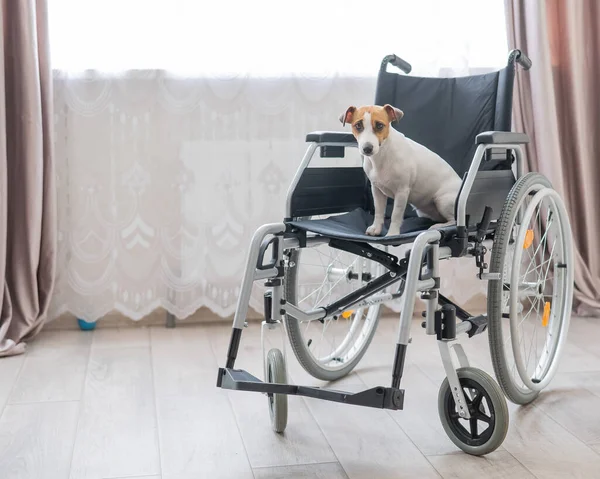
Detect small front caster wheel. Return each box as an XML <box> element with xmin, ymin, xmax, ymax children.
<box><xmin>438</xmin><ymin>367</ymin><xmax>509</xmax><ymax>456</ymax></box>
<box><xmin>266</xmin><ymin>348</ymin><xmax>288</xmax><ymax>433</ymax></box>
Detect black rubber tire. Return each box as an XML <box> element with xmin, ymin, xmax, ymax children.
<box><xmin>487</xmin><ymin>172</ymin><xmax>552</xmax><ymax>405</ymax></box>
<box><xmin>283</xmin><ymin>248</ymin><xmax>381</xmax><ymax>381</ymax></box>
<box><xmin>438</xmin><ymin>367</ymin><xmax>509</xmax><ymax>456</ymax></box>
<box><xmin>266</xmin><ymin>348</ymin><xmax>288</xmax><ymax>433</ymax></box>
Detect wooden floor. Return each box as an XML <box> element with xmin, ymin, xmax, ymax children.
<box><xmin>1</xmin><ymin>315</ymin><xmax>600</xmax><ymax>479</ymax></box>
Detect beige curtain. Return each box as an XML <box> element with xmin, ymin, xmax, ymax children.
<box><xmin>0</xmin><ymin>0</ymin><xmax>56</xmax><ymax>356</ymax></box>
<box><xmin>505</xmin><ymin>0</ymin><xmax>600</xmax><ymax>316</ymax></box>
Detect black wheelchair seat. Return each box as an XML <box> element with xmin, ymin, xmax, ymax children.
<box><xmin>287</xmin><ymin>207</ymin><xmax>458</xmax><ymax>246</ymax></box>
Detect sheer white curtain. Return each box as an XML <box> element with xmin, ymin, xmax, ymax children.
<box><xmin>48</xmin><ymin>0</ymin><xmax>509</xmax><ymax>321</ymax></box>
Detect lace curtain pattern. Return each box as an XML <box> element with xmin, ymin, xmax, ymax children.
<box><xmin>48</xmin><ymin>0</ymin><xmax>509</xmax><ymax>321</ymax></box>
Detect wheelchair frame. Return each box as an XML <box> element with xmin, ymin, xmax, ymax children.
<box><xmin>217</xmin><ymin>135</ymin><xmax>526</xmax><ymax>419</ymax></box>
<box><xmin>215</xmin><ymin>50</ymin><xmax>573</xmax><ymax>456</ymax></box>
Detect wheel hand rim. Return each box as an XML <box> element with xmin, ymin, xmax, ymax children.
<box><xmin>509</xmin><ymin>187</ymin><xmax>573</xmax><ymax>391</ymax></box>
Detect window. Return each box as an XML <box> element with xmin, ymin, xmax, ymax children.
<box><xmin>49</xmin><ymin>0</ymin><xmax>509</xmax><ymax>76</ymax></box>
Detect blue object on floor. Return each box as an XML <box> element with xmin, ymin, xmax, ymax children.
<box><xmin>77</xmin><ymin>318</ymin><xmax>97</xmax><ymax>331</ymax></box>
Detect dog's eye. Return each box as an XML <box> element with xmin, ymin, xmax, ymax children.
<box><xmin>375</xmin><ymin>122</ymin><xmax>385</xmax><ymax>130</ymax></box>
<box><xmin>354</xmin><ymin>121</ymin><xmax>363</xmax><ymax>132</ymax></box>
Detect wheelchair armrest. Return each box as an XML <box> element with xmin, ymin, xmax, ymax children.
<box><xmin>305</xmin><ymin>131</ymin><xmax>357</xmax><ymax>145</ymax></box>
<box><xmin>475</xmin><ymin>131</ymin><xmax>529</xmax><ymax>145</ymax></box>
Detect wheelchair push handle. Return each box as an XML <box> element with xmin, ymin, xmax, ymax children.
<box><xmin>510</xmin><ymin>49</ymin><xmax>532</xmax><ymax>70</ymax></box>
<box><xmin>383</xmin><ymin>54</ymin><xmax>412</xmax><ymax>74</ymax></box>
<box><xmin>516</xmin><ymin>51</ymin><xmax>532</xmax><ymax>70</ymax></box>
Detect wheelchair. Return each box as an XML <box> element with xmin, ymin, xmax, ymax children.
<box><xmin>216</xmin><ymin>50</ymin><xmax>574</xmax><ymax>456</ymax></box>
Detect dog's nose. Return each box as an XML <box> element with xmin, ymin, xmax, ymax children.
<box><xmin>362</xmin><ymin>143</ymin><xmax>373</xmax><ymax>155</ymax></box>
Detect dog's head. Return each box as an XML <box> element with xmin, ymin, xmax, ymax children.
<box><xmin>339</xmin><ymin>104</ymin><xmax>403</xmax><ymax>157</ymax></box>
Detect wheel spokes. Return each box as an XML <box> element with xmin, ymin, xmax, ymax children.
<box><xmin>507</xmin><ymin>188</ymin><xmax>569</xmax><ymax>391</ymax></box>
<box><xmin>290</xmin><ymin>244</ymin><xmax>383</xmax><ymax>371</ymax></box>
<box><xmin>469</xmin><ymin>417</ymin><xmax>479</xmax><ymax>438</ymax></box>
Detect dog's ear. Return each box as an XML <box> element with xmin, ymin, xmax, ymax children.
<box><xmin>384</xmin><ymin>104</ymin><xmax>404</xmax><ymax>122</ymax></box>
<box><xmin>339</xmin><ymin>106</ymin><xmax>356</xmax><ymax>126</ymax></box>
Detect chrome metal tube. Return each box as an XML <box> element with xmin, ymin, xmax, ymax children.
<box><xmin>396</xmin><ymin>230</ymin><xmax>442</xmax><ymax>346</ymax></box>
<box><xmin>232</xmin><ymin>223</ymin><xmax>286</xmax><ymax>329</ymax></box>
<box><xmin>284</xmin><ymin>302</ymin><xmax>327</xmax><ymax>322</ymax></box>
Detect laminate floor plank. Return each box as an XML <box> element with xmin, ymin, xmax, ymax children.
<box><xmin>27</xmin><ymin>330</ymin><xmax>93</xmax><ymax>352</ymax></box>
<box><xmin>0</xmin><ymin>401</ymin><xmax>79</xmax><ymax>479</ymax></box>
<box><xmin>0</xmin><ymin>354</ymin><xmax>24</xmax><ymax>411</ymax></box>
<box><xmin>92</xmin><ymin>326</ymin><xmax>150</xmax><ymax>350</ymax></box>
<box><xmin>9</xmin><ymin>346</ymin><xmax>89</xmax><ymax>404</ymax></box>
<box><xmin>304</xmin><ymin>383</ymin><xmax>441</xmax><ymax>479</ymax></box>
<box><xmin>111</xmin><ymin>476</ymin><xmax>161</xmax><ymax>479</ymax></box>
<box><xmin>209</xmin><ymin>324</ymin><xmax>338</xmax><ymax>468</ymax></box>
<box><xmin>156</xmin><ymin>392</ymin><xmax>253</xmax><ymax>479</ymax></box>
<box><xmin>372</xmin><ymin>363</ymin><xmax>462</xmax><ymax>456</ymax></box>
<box><xmin>501</xmin><ymin>402</ymin><xmax>600</xmax><ymax>479</ymax></box>
<box><xmin>69</xmin><ymin>347</ymin><xmax>161</xmax><ymax>479</ymax></box>
<box><xmin>534</xmin><ymin>371</ymin><xmax>600</xmax><ymax>446</ymax></box>
<box><xmin>253</xmin><ymin>462</ymin><xmax>349</xmax><ymax>479</ymax></box>
<box><xmin>151</xmin><ymin>325</ymin><xmax>219</xmax><ymax>397</ymax></box>
<box><xmin>427</xmin><ymin>450</ymin><xmax>535</xmax><ymax>478</ymax></box>
<box><xmin>1</xmin><ymin>314</ymin><xmax>597</xmax><ymax>479</ymax></box>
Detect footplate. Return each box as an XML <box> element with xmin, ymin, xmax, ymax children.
<box><xmin>217</xmin><ymin>368</ymin><xmax>404</xmax><ymax>410</ymax></box>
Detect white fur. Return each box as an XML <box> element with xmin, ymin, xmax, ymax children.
<box><xmin>357</xmin><ymin>112</ymin><xmax>382</xmax><ymax>156</ymax></box>
<box><xmin>354</xmin><ymin>115</ymin><xmax>462</xmax><ymax>237</ymax></box>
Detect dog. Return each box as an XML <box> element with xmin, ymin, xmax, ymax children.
<box><xmin>339</xmin><ymin>104</ymin><xmax>462</xmax><ymax>237</ymax></box>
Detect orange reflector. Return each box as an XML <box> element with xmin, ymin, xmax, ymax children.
<box><xmin>542</xmin><ymin>301</ymin><xmax>551</xmax><ymax>327</ymax></box>
<box><xmin>523</xmin><ymin>229</ymin><xmax>534</xmax><ymax>249</ymax></box>
<box><xmin>341</xmin><ymin>310</ymin><xmax>354</xmax><ymax>319</ymax></box>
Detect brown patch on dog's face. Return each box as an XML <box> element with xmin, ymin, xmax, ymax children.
<box><xmin>340</xmin><ymin>104</ymin><xmax>404</xmax><ymax>156</ymax></box>
<box><xmin>369</xmin><ymin>107</ymin><xmax>394</xmax><ymax>144</ymax></box>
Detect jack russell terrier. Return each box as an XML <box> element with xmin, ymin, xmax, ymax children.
<box><xmin>340</xmin><ymin>104</ymin><xmax>462</xmax><ymax>237</ymax></box>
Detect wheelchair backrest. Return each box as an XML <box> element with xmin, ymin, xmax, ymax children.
<box><xmin>373</xmin><ymin>56</ymin><xmax>517</xmax><ymax>221</ymax></box>
<box><xmin>289</xmin><ymin>54</ymin><xmax>520</xmax><ymax>223</ymax></box>
<box><xmin>374</xmin><ymin>64</ymin><xmax>514</xmax><ymax>176</ymax></box>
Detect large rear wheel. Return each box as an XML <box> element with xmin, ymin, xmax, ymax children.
<box><xmin>487</xmin><ymin>173</ymin><xmax>574</xmax><ymax>405</ymax></box>
<box><xmin>283</xmin><ymin>240</ymin><xmax>388</xmax><ymax>381</ymax></box>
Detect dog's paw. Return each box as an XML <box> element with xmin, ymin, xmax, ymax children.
<box><xmin>365</xmin><ymin>223</ymin><xmax>383</xmax><ymax>236</ymax></box>
<box><xmin>428</xmin><ymin>220</ymin><xmax>456</xmax><ymax>230</ymax></box>
<box><xmin>384</xmin><ymin>223</ymin><xmax>401</xmax><ymax>237</ymax></box>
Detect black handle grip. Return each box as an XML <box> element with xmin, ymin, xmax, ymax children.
<box><xmin>516</xmin><ymin>50</ymin><xmax>532</xmax><ymax>70</ymax></box>
<box><xmin>257</xmin><ymin>236</ymin><xmax>279</xmax><ymax>270</ymax></box>
<box><xmin>509</xmin><ymin>49</ymin><xmax>532</xmax><ymax>70</ymax></box>
<box><xmin>383</xmin><ymin>54</ymin><xmax>412</xmax><ymax>74</ymax></box>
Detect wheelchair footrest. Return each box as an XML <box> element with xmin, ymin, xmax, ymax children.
<box><xmin>217</xmin><ymin>367</ymin><xmax>404</xmax><ymax>410</ymax></box>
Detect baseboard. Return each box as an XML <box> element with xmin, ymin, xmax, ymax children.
<box><xmin>43</xmin><ymin>306</ymin><xmax>256</xmax><ymax>331</ymax></box>
<box><xmin>44</xmin><ymin>293</ymin><xmax>486</xmax><ymax>331</ymax></box>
